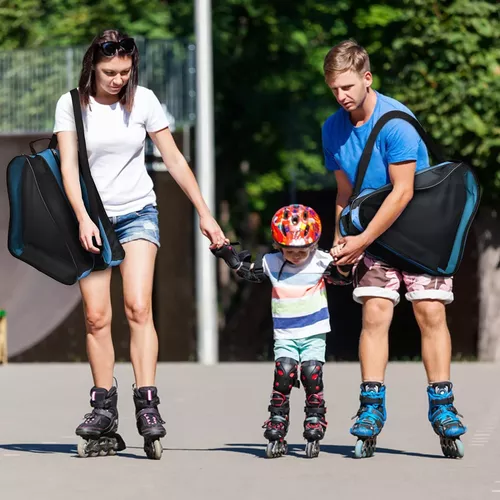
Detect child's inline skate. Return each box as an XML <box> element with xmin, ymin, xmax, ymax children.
<box><xmin>263</xmin><ymin>391</ymin><xmax>290</xmax><ymax>458</ymax></box>
<box><xmin>303</xmin><ymin>393</ymin><xmax>327</xmax><ymax>458</ymax></box>
<box><xmin>301</xmin><ymin>360</ymin><xmax>327</xmax><ymax>458</ymax></box>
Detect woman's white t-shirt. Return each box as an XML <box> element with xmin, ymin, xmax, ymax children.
<box><xmin>53</xmin><ymin>86</ymin><xmax>170</xmax><ymax>217</ymax></box>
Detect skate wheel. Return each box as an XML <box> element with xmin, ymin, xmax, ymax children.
<box><xmin>265</xmin><ymin>440</ymin><xmax>287</xmax><ymax>458</ymax></box>
<box><xmin>77</xmin><ymin>437</ymin><xmax>89</xmax><ymax>458</ymax></box>
<box><xmin>354</xmin><ymin>437</ymin><xmax>376</xmax><ymax>459</ymax></box>
<box><xmin>145</xmin><ymin>439</ymin><xmax>163</xmax><ymax>460</ymax></box>
<box><xmin>440</xmin><ymin>437</ymin><xmax>464</xmax><ymax>459</ymax></box>
<box><xmin>305</xmin><ymin>441</ymin><xmax>320</xmax><ymax>458</ymax></box>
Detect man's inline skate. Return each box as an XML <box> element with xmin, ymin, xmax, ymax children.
<box><xmin>133</xmin><ymin>386</ymin><xmax>166</xmax><ymax>460</ymax></box>
<box><xmin>350</xmin><ymin>382</ymin><xmax>386</xmax><ymax>458</ymax></box>
<box><xmin>76</xmin><ymin>386</ymin><xmax>126</xmax><ymax>458</ymax></box>
<box><xmin>427</xmin><ymin>382</ymin><xmax>466</xmax><ymax>458</ymax></box>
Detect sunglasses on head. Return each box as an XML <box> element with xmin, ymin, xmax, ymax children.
<box><xmin>99</xmin><ymin>38</ymin><xmax>136</xmax><ymax>57</ymax></box>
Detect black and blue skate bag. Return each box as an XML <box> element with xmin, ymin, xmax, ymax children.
<box><xmin>339</xmin><ymin>111</ymin><xmax>481</xmax><ymax>277</ymax></box>
<box><xmin>6</xmin><ymin>89</ymin><xmax>125</xmax><ymax>285</ymax></box>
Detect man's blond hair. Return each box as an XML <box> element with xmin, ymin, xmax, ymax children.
<box><xmin>323</xmin><ymin>40</ymin><xmax>371</xmax><ymax>79</ymax></box>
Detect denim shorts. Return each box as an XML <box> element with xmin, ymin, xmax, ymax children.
<box><xmin>273</xmin><ymin>333</ymin><xmax>326</xmax><ymax>363</ymax></box>
<box><xmin>110</xmin><ymin>204</ymin><xmax>160</xmax><ymax>248</ymax></box>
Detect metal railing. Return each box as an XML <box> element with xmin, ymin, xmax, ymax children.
<box><xmin>0</xmin><ymin>39</ymin><xmax>196</xmax><ymax>134</ymax></box>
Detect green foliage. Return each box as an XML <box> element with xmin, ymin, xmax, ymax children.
<box><xmin>170</xmin><ymin>1</ymin><xmax>354</xmax><ymax>228</ymax></box>
<box><xmin>2</xmin><ymin>0</ymin><xmax>499</xmax><ymax>210</ymax></box>
<box><xmin>0</xmin><ymin>0</ymin><xmax>172</xmax><ymax>49</ymax></box>
<box><xmin>385</xmin><ymin>0</ymin><xmax>500</xmax><ymax>204</ymax></box>
<box><xmin>0</xmin><ymin>1</ymin><xmax>175</xmax><ymax>132</ymax></box>
<box><xmin>192</xmin><ymin>0</ymin><xmax>499</xmax><ymax>228</ymax></box>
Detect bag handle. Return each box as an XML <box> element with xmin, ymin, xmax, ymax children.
<box><xmin>353</xmin><ymin>110</ymin><xmax>446</xmax><ymax>197</ymax></box>
<box><xmin>70</xmin><ymin>88</ymin><xmax>101</xmax><ymax>229</ymax></box>
<box><xmin>29</xmin><ymin>136</ymin><xmax>58</xmax><ymax>154</ymax></box>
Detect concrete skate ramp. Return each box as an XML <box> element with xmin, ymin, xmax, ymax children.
<box><xmin>0</xmin><ymin>136</ymin><xmax>81</xmax><ymax>358</ymax></box>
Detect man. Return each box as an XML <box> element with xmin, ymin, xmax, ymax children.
<box><xmin>322</xmin><ymin>39</ymin><xmax>466</xmax><ymax>458</ymax></box>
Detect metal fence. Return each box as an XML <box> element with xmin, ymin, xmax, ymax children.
<box><xmin>0</xmin><ymin>39</ymin><xmax>196</xmax><ymax>134</ymax></box>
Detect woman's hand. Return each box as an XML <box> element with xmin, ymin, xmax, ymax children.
<box><xmin>79</xmin><ymin>216</ymin><xmax>102</xmax><ymax>254</ymax></box>
<box><xmin>200</xmin><ymin>214</ymin><xmax>229</xmax><ymax>249</ymax></box>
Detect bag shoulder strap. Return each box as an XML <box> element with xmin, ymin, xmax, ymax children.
<box><xmin>353</xmin><ymin>110</ymin><xmax>446</xmax><ymax>196</ymax></box>
<box><xmin>70</xmin><ymin>88</ymin><xmax>100</xmax><ymax>227</ymax></box>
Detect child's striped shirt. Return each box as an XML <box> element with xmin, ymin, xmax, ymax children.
<box><xmin>262</xmin><ymin>249</ymin><xmax>333</xmax><ymax>340</ymax></box>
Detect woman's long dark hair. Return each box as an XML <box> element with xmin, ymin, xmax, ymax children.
<box><xmin>78</xmin><ymin>29</ymin><xmax>139</xmax><ymax>112</ymax></box>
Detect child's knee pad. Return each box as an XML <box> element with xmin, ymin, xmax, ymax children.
<box><xmin>273</xmin><ymin>357</ymin><xmax>300</xmax><ymax>394</ymax></box>
<box><xmin>301</xmin><ymin>360</ymin><xmax>324</xmax><ymax>395</ymax></box>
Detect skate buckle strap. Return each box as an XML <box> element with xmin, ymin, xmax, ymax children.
<box><xmin>360</xmin><ymin>394</ymin><xmax>384</xmax><ymax>405</ymax></box>
<box><xmin>433</xmin><ymin>404</ymin><xmax>463</xmax><ymax>420</ymax></box>
<box><xmin>91</xmin><ymin>398</ymin><xmax>116</xmax><ymax>410</ymax></box>
<box><xmin>138</xmin><ymin>396</ymin><xmax>161</xmax><ymax>407</ymax></box>
<box><xmin>84</xmin><ymin>408</ymin><xmax>115</xmax><ymax>422</ymax></box>
<box><xmin>268</xmin><ymin>404</ymin><xmax>289</xmax><ymax>417</ymax></box>
<box><xmin>352</xmin><ymin>405</ymin><xmax>384</xmax><ymax>421</ymax></box>
<box><xmin>304</xmin><ymin>405</ymin><xmax>327</xmax><ymax>415</ymax></box>
<box><xmin>431</xmin><ymin>395</ymin><xmax>454</xmax><ymax>406</ymax></box>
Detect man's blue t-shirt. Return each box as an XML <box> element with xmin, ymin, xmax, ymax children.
<box><xmin>322</xmin><ymin>91</ymin><xmax>429</xmax><ymax>191</ymax></box>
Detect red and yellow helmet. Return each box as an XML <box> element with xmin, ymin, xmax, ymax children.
<box><xmin>271</xmin><ymin>204</ymin><xmax>322</xmax><ymax>248</ymax></box>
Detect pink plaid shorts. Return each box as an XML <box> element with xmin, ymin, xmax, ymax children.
<box><xmin>353</xmin><ymin>255</ymin><xmax>454</xmax><ymax>306</ymax></box>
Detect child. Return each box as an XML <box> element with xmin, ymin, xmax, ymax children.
<box><xmin>212</xmin><ymin>204</ymin><xmax>351</xmax><ymax>458</ymax></box>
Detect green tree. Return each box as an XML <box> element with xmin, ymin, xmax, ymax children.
<box><xmin>0</xmin><ymin>1</ymin><xmax>184</xmax><ymax>133</ymax></box>
<box><xmin>169</xmin><ymin>0</ymin><xmax>499</xmax><ymax>358</ymax></box>
<box><xmin>381</xmin><ymin>0</ymin><xmax>500</xmax><ymax>360</ymax></box>
<box><xmin>3</xmin><ymin>0</ymin><xmax>497</xmax><ymax>357</ymax></box>
<box><xmin>0</xmin><ymin>0</ymin><xmax>172</xmax><ymax>49</ymax></box>
<box><xmin>167</xmin><ymin>0</ymin><xmax>406</xmax><ymax>237</ymax></box>
<box><xmin>385</xmin><ymin>0</ymin><xmax>500</xmax><ymax>203</ymax></box>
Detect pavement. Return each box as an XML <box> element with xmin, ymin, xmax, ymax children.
<box><xmin>0</xmin><ymin>362</ymin><xmax>498</xmax><ymax>500</ymax></box>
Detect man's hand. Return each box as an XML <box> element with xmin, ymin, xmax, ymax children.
<box><xmin>333</xmin><ymin>233</ymin><xmax>371</xmax><ymax>266</ymax></box>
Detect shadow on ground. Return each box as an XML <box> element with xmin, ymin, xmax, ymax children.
<box><xmin>165</xmin><ymin>442</ymin><xmax>445</xmax><ymax>460</ymax></box>
<box><xmin>0</xmin><ymin>443</ymin><xmax>148</xmax><ymax>460</ymax></box>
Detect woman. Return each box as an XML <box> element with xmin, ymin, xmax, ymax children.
<box><xmin>54</xmin><ymin>30</ymin><xmax>227</xmax><ymax>459</ymax></box>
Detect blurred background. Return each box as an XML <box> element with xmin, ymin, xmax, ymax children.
<box><xmin>0</xmin><ymin>0</ymin><xmax>498</xmax><ymax>363</ymax></box>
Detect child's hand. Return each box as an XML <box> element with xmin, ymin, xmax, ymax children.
<box><xmin>330</xmin><ymin>242</ymin><xmax>345</xmax><ymax>262</ymax></box>
<box><xmin>210</xmin><ymin>244</ymin><xmax>242</xmax><ymax>270</ymax></box>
